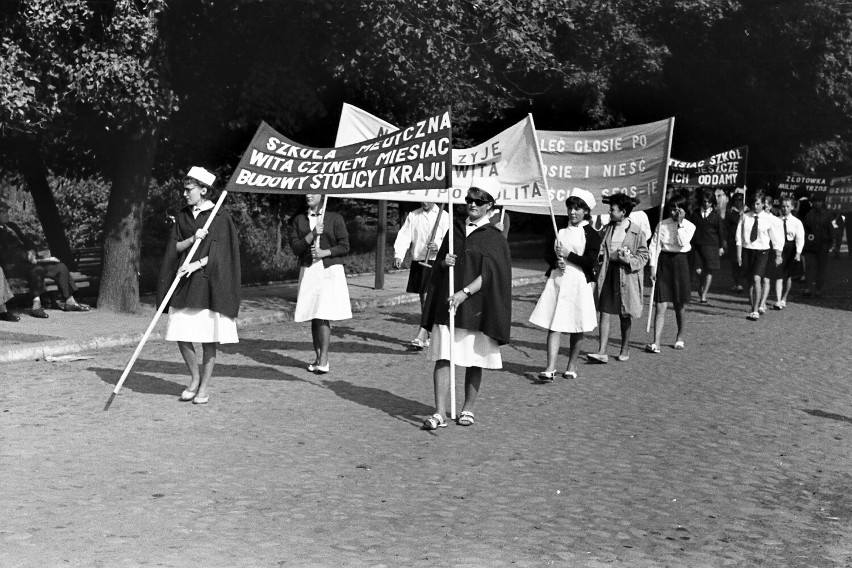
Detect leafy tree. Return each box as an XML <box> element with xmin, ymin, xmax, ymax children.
<box><xmin>651</xmin><ymin>0</ymin><xmax>852</xmax><ymax>181</ymax></box>
<box><xmin>0</xmin><ymin>0</ymin><xmax>176</xmax><ymax>312</ymax></box>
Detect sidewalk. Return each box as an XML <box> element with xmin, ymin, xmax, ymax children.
<box><xmin>0</xmin><ymin>259</ymin><xmax>548</xmax><ymax>363</ymax></box>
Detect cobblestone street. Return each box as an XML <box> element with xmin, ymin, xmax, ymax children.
<box><xmin>2</xmin><ymin>274</ymin><xmax>852</xmax><ymax>567</ymax></box>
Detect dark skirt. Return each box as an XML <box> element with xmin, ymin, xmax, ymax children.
<box><xmin>654</xmin><ymin>251</ymin><xmax>691</xmax><ymax>305</ymax></box>
<box><xmin>598</xmin><ymin>265</ymin><xmax>623</xmax><ymax>316</ymax></box>
<box><xmin>765</xmin><ymin>249</ymin><xmax>783</xmax><ymax>280</ymax></box>
<box><xmin>406</xmin><ymin>261</ymin><xmax>433</xmax><ymax>294</ymax></box>
<box><xmin>780</xmin><ymin>240</ymin><xmax>801</xmax><ymax>278</ymax></box>
<box><xmin>691</xmin><ymin>244</ymin><xmax>721</xmax><ymax>271</ymax></box>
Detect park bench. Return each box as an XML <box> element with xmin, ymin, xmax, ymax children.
<box><xmin>7</xmin><ymin>246</ymin><xmax>102</xmax><ymax>297</ymax></box>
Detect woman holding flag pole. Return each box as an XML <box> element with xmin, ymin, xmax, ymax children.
<box><xmin>420</xmin><ymin>177</ymin><xmax>512</xmax><ymax>430</ymax></box>
<box><xmin>528</xmin><ymin>189</ymin><xmax>601</xmax><ymax>380</ymax></box>
<box><xmin>156</xmin><ymin>167</ymin><xmax>241</xmax><ymax>405</ymax></box>
<box><xmin>288</xmin><ymin>194</ymin><xmax>352</xmax><ymax>374</ymax></box>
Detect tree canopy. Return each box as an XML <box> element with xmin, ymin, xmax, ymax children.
<box><xmin>2</xmin><ymin>0</ymin><xmax>852</xmax><ymax>310</ymax></box>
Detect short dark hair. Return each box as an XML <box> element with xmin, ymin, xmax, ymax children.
<box><xmin>746</xmin><ymin>190</ymin><xmax>766</xmax><ymax>208</ymax></box>
<box><xmin>607</xmin><ymin>193</ymin><xmax>638</xmax><ymax>215</ymax></box>
<box><xmin>565</xmin><ymin>196</ymin><xmax>592</xmax><ymax>220</ymax></box>
<box><xmin>667</xmin><ymin>193</ymin><xmax>688</xmax><ymax>211</ymax></box>
<box><xmin>700</xmin><ymin>188</ymin><xmax>716</xmax><ymax>207</ymax></box>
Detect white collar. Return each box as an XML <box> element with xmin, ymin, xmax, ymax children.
<box><xmin>466</xmin><ymin>215</ymin><xmax>490</xmax><ymax>229</ymax></box>
<box><xmin>192</xmin><ymin>201</ymin><xmax>214</xmax><ymax>212</ymax></box>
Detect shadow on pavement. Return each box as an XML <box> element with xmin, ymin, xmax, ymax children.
<box><xmin>91</xmin><ymin>368</ymin><xmax>184</xmax><ymax>396</ymax></box>
<box><xmin>92</xmin><ymin>354</ymin><xmax>311</xmax><ymax>395</ymax></box>
<box><xmin>319</xmin><ymin>379</ymin><xmax>432</xmax><ymax>426</ymax></box>
<box><xmin>802</xmin><ymin>408</ymin><xmax>852</xmax><ymax>425</ymax></box>
<box><xmin>220</xmin><ymin>338</ymin><xmax>312</xmax><ymax>371</ymax></box>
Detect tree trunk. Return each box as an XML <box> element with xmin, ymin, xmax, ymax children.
<box><xmin>15</xmin><ymin>137</ymin><xmax>74</xmax><ymax>266</ymax></box>
<box><xmin>97</xmin><ymin>130</ymin><xmax>157</xmax><ymax>313</ymax></box>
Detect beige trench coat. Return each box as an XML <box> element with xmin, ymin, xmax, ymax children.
<box><xmin>595</xmin><ymin>220</ymin><xmax>649</xmax><ymax>319</ymax></box>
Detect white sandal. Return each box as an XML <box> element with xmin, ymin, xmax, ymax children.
<box><xmin>422</xmin><ymin>414</ymin><xmax>447</xmax><ymax>430</ymax></box>
<box><xmin>457</xmin><ymin>411</ymin><xmax>475</xmax><ymax>426</ymax></box>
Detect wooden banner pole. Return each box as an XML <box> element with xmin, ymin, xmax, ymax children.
<box><xmin>418</xmin><ymin>205</ymin><xmax>444</xmax><ymax>269</ymax></box>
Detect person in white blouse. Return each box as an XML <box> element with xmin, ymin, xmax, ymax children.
<box><xmin>735</xmin><ymin>190</ymin><xmax>784</xmax><ymax>321</ymax></box>
<box><xmin>771</xmin><ymin>196</ymin><xmax>805</xmax><ymax>309</ymax></box>
<box><xmin>646</xmin><ymin>194</ymin><xmax>696</xmax><ymax>353</ymax></box>
<box><xmin>393</xmin><ymin>202</ymin><xmax>449</xmax><ymax>350</ymax></box>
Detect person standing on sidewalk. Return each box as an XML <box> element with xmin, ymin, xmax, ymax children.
<box><xmin>288</xmin><ymin>194</ymin><xmax>352</xmax><ymax>375</ymax></box>
<box><xmin>736</xmin><ymin>190</ymin><xmax>783</xmax><ymax>321</ymax></box>
<box><xmin>646</xmin><ymin>194</ymin><xmax>696</xmax><ymax>353</ymax></box>
<box><xmin>688</xmin><ymin>188</ymin><xmax>724</xmax><ymax>304</ymax></box>
<box><xmin>420</xmin><ymin>177</ymin><xmax>512</xmax><ymax>430</ymax></box>
<box><xmin>157</xmin><ymin>167</ymin><xmax>241</xmax><ymax>405</ymax></box>
<box><xmin>392</xmin><ymin>202</ymin><xmax>449</xmax><ymax>350</ymax></box>
<box><xmin>528</xmin><ymin>189</ymin><xmax>600</xmax><ymax>380</ymax></box>
<box><xmin>587</xmin><ymin>193</ymin><xmax>649</xmax><ymax>363</ymax></box>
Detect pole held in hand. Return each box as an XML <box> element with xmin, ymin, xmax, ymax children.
<box><xmin>107</xmin><ymin>191</ymin><xmax>230</xmax><ymax>405</ymax></box>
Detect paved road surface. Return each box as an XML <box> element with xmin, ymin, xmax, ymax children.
<box><xmin>2</xmin><ymin>275</ymin><xmax>852</xmax><ymax>567</ymax></box>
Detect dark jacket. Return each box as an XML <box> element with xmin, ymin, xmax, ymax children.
<box><xmin>543</xmin><ymin>224</ymin><xmax>602</xmax><ymax>283</ymax></box>
<box><xmin>802</xmin><ymin>208</ymin><xmax>833</xmax><ymax>252</ymax></box>
<box><xmin>157</xmin><ymin>205</ymin><xmax>241</xmax><ymax>319</ymax></box>
<box><xmin>421</xmin><ymin>219</ymin><xmax>512</xmax><ymax>345</ymax></box>
<box><xmin>0</xmin><ymin>221</ymin><xmax>35</xmax><ymax>276</ymax></box>
<box><xmin>287</xmin><ymin>211</ymin><xmax>349</xmax><ymax>268</ymax></box>
<box><xmin>689</xmin><ymin>208</ymin><xmax>724</xmax><ymax>248</ymax></box>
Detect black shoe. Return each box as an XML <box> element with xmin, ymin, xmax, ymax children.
<box><xmin>0</xmin><ymin>311</ymin><xmax>20</xmax><ymax>322</ymax></box>
<box><xmin>30</xmin><ymin>307</ymin><xmax>48</xmax><ymax>318</ymax></box>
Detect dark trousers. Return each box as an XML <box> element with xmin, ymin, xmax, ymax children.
<box><xmin>30</xmin><ymin>262</ymin><xmax>76</xmax><ymax>299</ymax></box>
<box><xmin>803</xmin><ymin>248</ymin><xmax>829</xmax><ymax>291</ymax></box>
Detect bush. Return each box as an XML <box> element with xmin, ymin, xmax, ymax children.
<box><xmin>0</xmin><ymin>174</ymin><xmax>439</xmax><ymax>293</ymax></box>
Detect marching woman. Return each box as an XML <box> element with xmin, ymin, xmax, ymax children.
<box><xmin>157</xmin><ymin>167</ymin><xmax>241</xmax><ymax>405</ymax></box>
<box><xmin>587</xmin><ymin>193</ymin><xmax>649</xmax><ymax>363</ymax></box>
<box><xmin>688</xmin><ymin>188</ymin><xmax>724</xmax><ymax>303</ymax></box>
<box><xmin>287</xmin><ymin>194</ymin><xmax>352</xmax><ymax>374</ymax></box>
<box><xmin>528</xmin><ymin>189</ymin><xmax>601</xmax><ymax>380</ymax></box>
<box><xmin>646</xmin><ymin>193</ymin><xmax>696</xmax><ymax>353</ymax></box>
<box><xmin>420</xmin><ymin>177</ymin><xmax>512</xmax><ymax>430</ymax></box>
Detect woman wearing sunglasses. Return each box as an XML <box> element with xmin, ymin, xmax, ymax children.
<box><xmin>420</xmin><ymin>177</ymin><xmax>512</xmax><ymax>430</ymax></box>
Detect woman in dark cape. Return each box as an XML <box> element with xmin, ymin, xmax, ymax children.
<box><xmin>420</xmin><ymin>177</ymin><xmax>512</xmax><ymax>430</ymax></box>
<box><xmin>156</xmin><ymin>167</ymin><xmax>240</xmax><ymax>405</ymax></box>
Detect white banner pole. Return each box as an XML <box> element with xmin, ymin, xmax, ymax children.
<box><xmin>447</xmin><ymin>190</ymin><xmax>456</xmax><ymax>420</ymax></box>
<box><xmin>528</xmin><ymin>114</ymin><xmax>560</xmax><ymax>238</ymax></box>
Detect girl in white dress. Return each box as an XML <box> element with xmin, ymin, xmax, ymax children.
<box><xmin>287</xmin><ymin>194</ymin><xmax>352</xmax><ymax>374</ymax></box>
<box><xmin>529</xmin><ymin>190</ymin><xmax>600</xmax><ymax>380</ymax></box>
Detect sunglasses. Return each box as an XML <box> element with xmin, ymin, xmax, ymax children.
<box><xmin>465</xmin><ymin>197</ymin><xmax>490</xmax><ymax>206</ymax></box>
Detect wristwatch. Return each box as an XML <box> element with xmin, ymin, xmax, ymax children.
<box><xmin>462</xmin><ymin>287</ymin><xmax>471</xmax><ymax>296</ymax></box>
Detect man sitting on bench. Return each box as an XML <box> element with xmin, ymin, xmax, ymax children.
<box><xmin>0</xmin><ymin>266</ymin><xmax>19</xmax><ymax>322</ymax></box>
<box><xmin>0</xmin><ymin>201</ymin><xmax>89</xmax><ymax>318</ymax></box>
